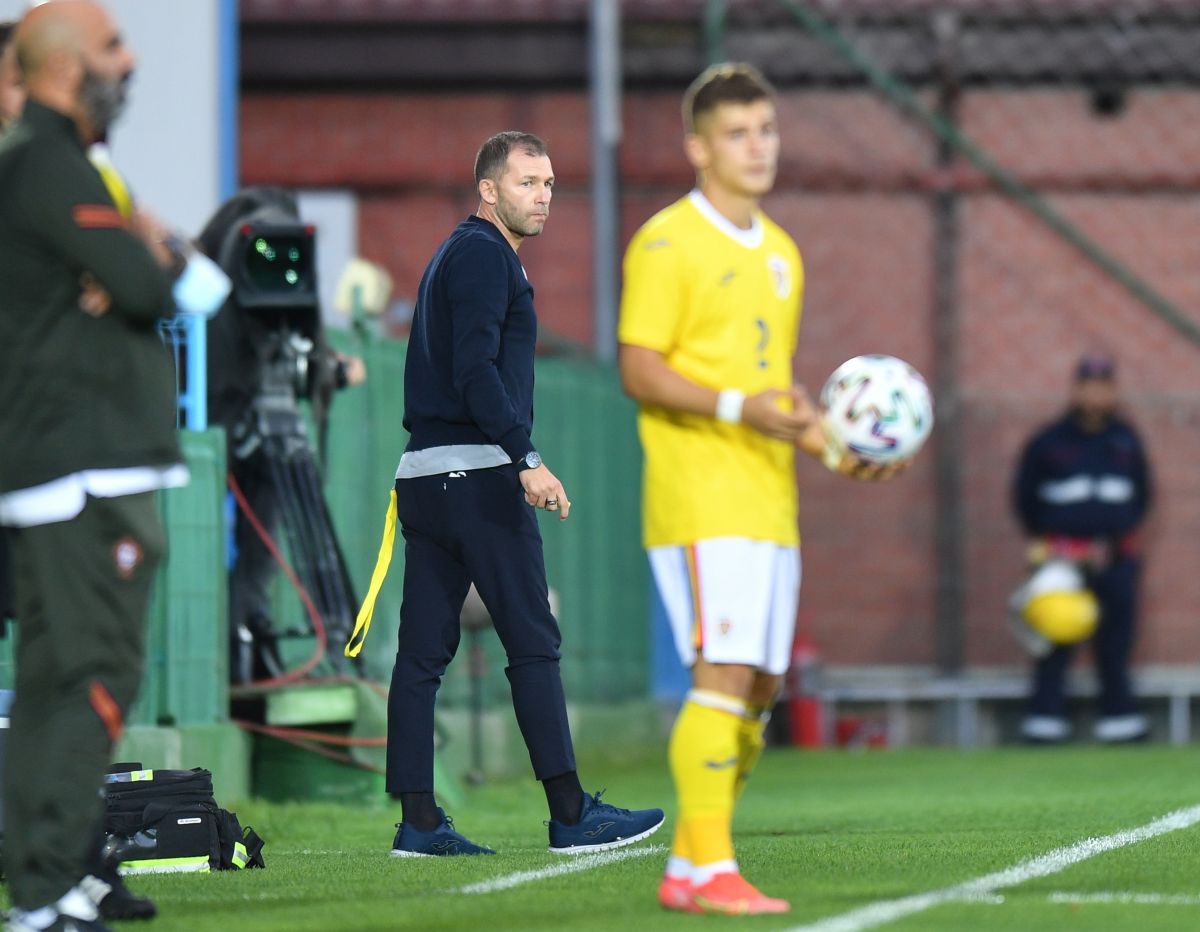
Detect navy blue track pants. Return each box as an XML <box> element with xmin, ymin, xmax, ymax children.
<box><xmin>386</xmin><ymin>466</ymin><xmax>576</xmax><ymax>793</ymax></box>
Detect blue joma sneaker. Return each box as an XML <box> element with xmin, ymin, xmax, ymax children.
<box><xmin>390</xmin><ymin>809</ymin><xmax>496</xmax><ymax>857</ymax></box>
<box><xmin>547</xmin><ymin>790</ymin><xmax>664</xmax><ymax>855</ymax></box>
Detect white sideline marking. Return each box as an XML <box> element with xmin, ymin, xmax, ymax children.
<box><xmin>958</xmin><ymin>893</ymin><xmax>1005</xmax><ymax>905</ymax></box>
<box><xmin>1049</xmin><ymin>891</ymin><xmax>1200</xmax><ymax>907</ymax></box>
<box><xmin>456</xmin><ymin>843</ymin><xmax>666</xmax><ymax>895</ymax></box>
<box><xmin>786</xmin><ymin>804</ymin><xmax>1200</xmax><ymax>932</ymax></box>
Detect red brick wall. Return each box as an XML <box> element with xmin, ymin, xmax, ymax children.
<box><xmin>242</xmin><ymin>87</ymin><xmax>1200</xmax><ymax>667</ymax></box>
<box><xmin>958</xmin><ymin>190</ymin><xmax>1200</xmax><ymax>666</ymax></box>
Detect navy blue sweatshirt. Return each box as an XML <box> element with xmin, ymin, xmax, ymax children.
<box><xmin>1013</xmin><ymin>413</ymin><xmax>1150</xmax><ymax>540</ymax></box>
<box><xmin>402</xmin><ymin>216</ymin><xmax>537</xmax><ymax>464</ymax></box>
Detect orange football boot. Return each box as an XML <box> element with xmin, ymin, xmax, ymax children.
<box><xmin>690</xmin><ymin>872</ymin><xmax>790</xmax><ymax>916</ymax></box>
<box><xmin>658</xmin><ymin>875</ymin><xmax>700</xmax><ymax>913</ymax></box>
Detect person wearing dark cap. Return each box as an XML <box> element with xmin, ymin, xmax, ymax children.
<box><xmin>1012</xmin><ymin>353</ymin><xmax>1153</xmax><ymax>744</ymax></box>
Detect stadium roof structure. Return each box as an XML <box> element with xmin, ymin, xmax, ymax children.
<box><xmin>242</xmin><ymin>0</ymin><xmax>1200</xmax><ymax>18</ymax></box>
<box><xmin>241</xmin><ymin>0</ymin><xmax>1200</xmax><ymax>89</ymax></box>
<box><xmin>241</xmin><ymin>0</ymin><xmax>706</xmax><ymax>23</ymax></box>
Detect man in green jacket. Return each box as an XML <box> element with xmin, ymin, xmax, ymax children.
<box><xmin>0</xmin><ymin>3</ymin><xmax>185</xmax><ymax>929</ymax></box>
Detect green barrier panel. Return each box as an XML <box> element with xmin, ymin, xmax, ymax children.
<box><xmin>532</xmin><ymin>360</ymin><xmax>649</xmax><ymax>703</ymax></box>
<box><xmin>315</xmin><ymin>330</ymin><xmax>409</xmax><ymax>685</ymax></box>
<box><xmin>253</xmin><ymin>733</ymin><xmax>385</xmax><ymax>804</ymax></box>
<box><xmin>137</xmin><ymin>427</ymin><xmax>229</xmax><ymax>726</ymax></box>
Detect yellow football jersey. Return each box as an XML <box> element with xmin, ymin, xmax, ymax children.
<box><xmin>618</xmin><ymin>191</ymin><xmax>805</xmax><ymax>548</ymax></box>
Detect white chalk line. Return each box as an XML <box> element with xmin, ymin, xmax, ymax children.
<box><xmin>455</xmin><ymin>843</ymin><xmax>666</xmax><ymax>895</ymax></box>
<box><xmin>785</xmin><ymin>803</ymin><xmax>1200</xmax><ymax>932</ymax></box>
<box><xmin>1049</xmin><ymin>891</ymin><xmax>1200</xmax><ymax>907</ymax></box>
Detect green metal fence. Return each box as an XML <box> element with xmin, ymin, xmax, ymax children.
<box><xmin>137</xmin><ymin>428</ymin><xmax>229</xmax><ymax>726</ymax></box>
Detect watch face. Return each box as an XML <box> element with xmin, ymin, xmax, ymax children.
<box><xmin>525</xmin><ymin>451</ymin><xmax>542</xmax><ymax>469</ymax></box>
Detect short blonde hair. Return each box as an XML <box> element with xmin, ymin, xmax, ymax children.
<box><xmin>682</xmin><ymin>62</ymin><xmax>775</xmax><ymax>134</ymax></box>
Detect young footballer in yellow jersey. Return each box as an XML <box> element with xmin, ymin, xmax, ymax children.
<box><xmin>618</xmin><ymin>63</ymin><xmax>891</xmax><ymax>915</ymax></box>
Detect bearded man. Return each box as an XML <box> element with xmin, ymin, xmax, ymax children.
<box><xmin>0</xmin><ymin>3</ymin><xmax>185</xmax><ymax>928</ymax></box>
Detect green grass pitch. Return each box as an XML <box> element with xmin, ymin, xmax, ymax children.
<box><xmin>17</xmin><ymin>745</ymin><xmax>1200</xmax><ymax>930</ymax></box>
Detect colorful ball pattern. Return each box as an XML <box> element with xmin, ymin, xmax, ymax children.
<box><xmin>819</xmin><ymin>354</ymin><xmax>934</xmax><ymax>465</ymax></box>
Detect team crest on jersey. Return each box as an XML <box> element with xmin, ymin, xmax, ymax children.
<box><xmin>767</xmin><ymin>254</ymin><xmax>790</xmax><ymax>299</ymax></box>
<box><xmin>113</xmin><ymin>536</ymin><xmax>143</xmax><ymax>580</ymax></box>
<box><xmin>718</xmin><ymin>618</ymin><xmax>733</xmax><ymax>636</ymax></box>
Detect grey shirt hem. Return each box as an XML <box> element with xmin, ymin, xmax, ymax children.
<box><xmin>394</xmin><ymin>444</ymin><xmax>512</xmax><ymax>480</ymax></box>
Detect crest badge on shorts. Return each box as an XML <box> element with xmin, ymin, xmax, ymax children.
<box><xmin>113</xmin><ymin>536</ymin><xmax>144</xmax><ymax>580</ymax></box>
<box><xmin>767</xmin><ymin>254</ymin><xmax>790</xmax><ymax>299</ymax></box>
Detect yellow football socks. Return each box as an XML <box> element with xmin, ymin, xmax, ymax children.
<box><xmin>668</xmin><ymin>689</ymin><xmax>747</xmax><ymax>876</ymax></box>
<box><xmin>735</xmin><ymin>706</ymin><xmax>769</xmax><ymax>800</ymax></box>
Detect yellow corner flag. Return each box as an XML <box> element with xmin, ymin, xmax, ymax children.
<box><xmin>344</xmin><ymin>489</ymin><xmax>398</xmax><ymax>658</ymax></box>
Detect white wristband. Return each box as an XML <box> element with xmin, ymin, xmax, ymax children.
<box><xmin>715</xmin><ymin>389</ymin><xmax>745</xmax><ymax>424</ymax></box>
<box><xmin>822</xmin><ymin>440</ymin><xmax>843</xmax><ymax>471</ymax></box>
<box><xmin>821</xmin><ymin>418</ymin><xmax>845</xmax><ymax>471</ymax></box>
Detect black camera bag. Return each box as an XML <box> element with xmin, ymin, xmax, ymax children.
<box><xmin>104</xmin><ymin>766</ymin><xmax>265</xmax><ymax>873</ymax></box>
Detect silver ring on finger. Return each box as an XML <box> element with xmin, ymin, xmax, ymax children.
<box><xmin>546</xmin><ymin>498</ymin><xmax>558</xmax><ymax>506</ymax></box>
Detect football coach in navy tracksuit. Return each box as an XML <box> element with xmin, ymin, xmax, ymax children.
<box><xmin>383</xmin><ymin>131</ymin><xmax>662</xmax><ymax>858</ymax></box>
<box><xmin>1013</xmin><ymin>353</ymin><xmax>1152</xmax><ymax>744</ymax></box>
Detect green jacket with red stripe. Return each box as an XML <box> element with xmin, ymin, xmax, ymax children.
<box><xmin>0</xmin><ymin>100</ymin><xmax>179</xmax><ymax>494</ymax></box>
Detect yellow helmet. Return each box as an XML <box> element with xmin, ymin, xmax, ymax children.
<box><xmin>1009</xmin><ymin>560</ymin><xmax>1099</xmax><ymax>654</ymax></box>
<box><xmin>1024</xmin><ymin>590</ymin><xmax>1099</xmax><ymax>644</ymax></box>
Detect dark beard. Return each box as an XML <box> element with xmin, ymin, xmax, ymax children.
<box><xmin>79</xmin><ymin>67</ymin><xmax>129</xmax><ymax>135</ymax></box>
<box><xmin>495</xmin><ymin>196</ymin><xmax>545</xmax><ymax>239</ymax></box>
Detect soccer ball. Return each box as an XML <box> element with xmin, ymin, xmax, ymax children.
<box><xmin>819</xmin><ymin>355</ymin><xmax>934</xmax><ymax>465</ymax></box>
